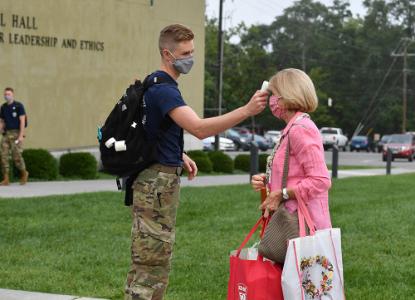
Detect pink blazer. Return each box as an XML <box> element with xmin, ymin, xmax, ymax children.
<box><xmin>269</xmin><ymin>112</ymin><xmax>332</xmax><ymax>229</ymax></box>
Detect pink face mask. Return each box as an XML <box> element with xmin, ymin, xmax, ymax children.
<box><xmin>269</xmin><ymin>95</ymin><xmax>287</xmax><ymax>119</ymax></box>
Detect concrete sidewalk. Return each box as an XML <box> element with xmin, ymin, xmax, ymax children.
<box><xmin>1</xmin><ymin>168</ymin><xmax>414</xmax><ymax>199</ymax></box>
<box><xmin>0</xmin><ymin>289</ymin><xmax>107</xmax><ymax>300</ymax></box>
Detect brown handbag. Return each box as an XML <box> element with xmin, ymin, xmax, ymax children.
<box><xmin>258</xmin><ymin>133</ymin><xmax>300</xmax><ymax>264</ymax></box>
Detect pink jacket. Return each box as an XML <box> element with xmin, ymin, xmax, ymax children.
<box><xmin>269</xmin><ymin>112</ymin><xmax>332</xmax><ymax>229</ymax></box>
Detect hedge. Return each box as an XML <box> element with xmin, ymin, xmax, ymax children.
<box><xmin>59</xmin><ymin>152</ymin><xmax>97</xmax><ymax>179</ymax></box>
<box><xmin>207</xmin><ymin>151</ymin><xmax>234</xmax><ymax>173</ymax></box>
<box><xmin>186</xmin><ymin>150</ymin><xmax>208</xmax><ymax>159</ymax></box>
<box><xmin>234</xmin><ymin>154</ymin><xmax>250</xmax><ymax>172</ymax></box>
<box><xmin>22</xmin><ymin>149</ymin><xmax>58</xmax><ymax>180</ymax></box>
<box><xmin>193</xmin><ymin>156</ymin><xmax>213</xmax><ymax>173</ymax></box>
<box><xmin>233</xmin><ymin>153</ymin><xmax>269</xmax><ymax>173</ymax></box>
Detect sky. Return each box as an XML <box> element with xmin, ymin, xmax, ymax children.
<box><xmin>205</xmin><ymin>0</ymin><xmax>367</xmax><ymax>30</ymax></box>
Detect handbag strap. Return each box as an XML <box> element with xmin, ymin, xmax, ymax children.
<box><xmin>236</xmin><ymin>217</ymin><xmax>264</xmax><ymax>257</ymax></box>
<box><xmin>281</xmin><ymin>126</ymin><xmax>316</xmax><ymax>237</ymax></box>
<box><xmin>281</xmin><ymin>133</ymin><xmax>290</xmax><ymax>191</ymax></box>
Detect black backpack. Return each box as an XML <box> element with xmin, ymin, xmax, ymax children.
<box><xmin>98</xmin><ymin>75</ymin><xmax>173</xmax><ymax>204</ymax></box>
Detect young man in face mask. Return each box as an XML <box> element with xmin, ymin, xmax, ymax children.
<box><xmin>124</xmin><ymin>24</ymin><xmax>268</xmax><ymax>300</ymax></box>
<box><xmin>0</xmin><ymin>87</ymin><xmax>29</xmax><ymax>185</ymax></box>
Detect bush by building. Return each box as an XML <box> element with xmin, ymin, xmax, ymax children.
<box><xmin>207</xmin><ymin>151</ymin><xmax>234</xmax><ymax>173</ymax></box>
<box><xmin>234</xmin><ymin>154</ymin><xmax>250</xmax><ymax>172</ymax></box>
<box><xmin>59</xmin><ymin>152</ymin><xmax>97</xmax><ymax>179</ymax></box>
<box><xmin>22</xmin><ymin>149</ymin><xmax>58</xmax><ymax>180</ymax></box>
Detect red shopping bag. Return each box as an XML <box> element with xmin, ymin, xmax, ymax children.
<box><xmin>227</xmin><ymin>217</ymin><xmax>284</xmax><ymax>300</ymax></box>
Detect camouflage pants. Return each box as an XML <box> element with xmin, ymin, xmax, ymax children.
<box><xmin>125</xmin><ymin>167</ymin><xmax>180</xmax><ymax>300</ymax></box>
<box><xmin>1</xmin><ymin>130</ymin><xmax>26</xmax><ymax>175</ymax></box>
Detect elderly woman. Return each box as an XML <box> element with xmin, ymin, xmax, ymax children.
<box><xmin>252</xmin><ymin>68</ymin><xmax>331</xmax><ymax>246</ymax></box>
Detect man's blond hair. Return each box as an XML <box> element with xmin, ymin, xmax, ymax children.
<box><xmin>269</xmin><ymin>68</ymin><xmax>318</xmax><ymax>113</ymax></box>
<box><xmin>159</xmin><ymin>24</ymin><xmax>194</xmax><ymax>53</ymax></box>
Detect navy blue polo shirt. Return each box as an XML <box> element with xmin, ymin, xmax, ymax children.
<box><xmin>144</xmin><ymin>71</ymin><xmax>186</xmax><ymax>167</ymax></box>
<box><xmin>0</xmin><ymin>101</ymin><xmax>26</xmax><ymax>130</ymax></box>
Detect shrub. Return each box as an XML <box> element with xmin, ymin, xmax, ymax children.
<box><xmin>59</xmin><ymin>152</ymin><xmax>97</xmax><ymax>179</ymax></box>
<box><xmin>259</xmin><ymin>154</ymin><xmax>270</xmax><ymax>173</ymax></box>
<box><xmin>207</xmin><ymin>151</ymin><xmax>234</xmax><ymax>173</ymax></box>
<box><xmin>186</xmin><ymin>150</ymin><xmax>208</xmax><ymax>160</ymax></box>
<box><xmin>193</xmin><ymin>156</ymin><xmax>213</xmax><ymax>173</ymax></box>
<box><xmin>234</xmin><ymin>154</ymin><xmax>250</xmax><ymax>172</ymax></box>
<box><xmin>22</xmin><ymin>149</ymin><xmax>58</xmax><ymax>180</ymax></box>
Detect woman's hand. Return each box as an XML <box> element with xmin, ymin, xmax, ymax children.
<box><xmin>251</xmin><ymin>173</ymin><xmax>266</xmax><ymax>191</ymax></box>
<box><xmin>260</xmin><ymin>190</ymin><xmax>282</xmax><ymax>218</ymax></box>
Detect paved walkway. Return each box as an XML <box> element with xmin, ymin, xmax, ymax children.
<box><xmin>1</xmin><ymin>168</ymin><xmax>414</xmax><ymax>199</ymax></box>
<box><xmin>0</xmin><ymin>288</ymin><xmax>107</xmax><ymax>300</ymax></box>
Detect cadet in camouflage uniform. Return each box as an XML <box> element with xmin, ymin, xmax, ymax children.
<box><xmin>124</xmin><ymin>24</ymin><xmax>268</xmax><ymax>300</ymax></box>
<box><xmin>0</xmin><ymin>87</ymin><xmax>29</xmax><ymax>186</ymax></box>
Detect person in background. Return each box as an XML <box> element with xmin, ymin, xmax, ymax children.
<box><xmin>0</xmin><ymin>87</ymin><xmax>29</xmax><ymax>186</ymax></box>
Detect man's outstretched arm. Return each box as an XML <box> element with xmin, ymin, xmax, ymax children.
<box><xmin>169</xmin><ymin>90</ymin><xmax>268</xmax><ymax>139</ymax></box>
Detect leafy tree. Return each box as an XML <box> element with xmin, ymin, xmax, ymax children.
<box><xmin>204</xmin><ymin>0</ymin><xmax>415</xmax><ymax>136</ymax></box>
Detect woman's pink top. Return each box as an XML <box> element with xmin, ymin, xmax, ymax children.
<box><xmin>269</xmin><ymin>112</ymin><xmax>332</xmax><ymax>229</ymax></box>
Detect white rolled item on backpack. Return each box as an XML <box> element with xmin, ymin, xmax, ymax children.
<box><xmin>105</xmin><ymin>137</ymin><xmax>116</xmax><ymax>148</ymax></box>
<box><xmin>115</xmin><ymin>140</ymin><xmax>127</xmax><ymax>152</ymax></box>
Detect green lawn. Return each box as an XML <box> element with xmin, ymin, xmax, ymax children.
<box><xmin>1</xmin><ymin>174</ymin><xmax>415</xmax><ymax>299</ymax></box>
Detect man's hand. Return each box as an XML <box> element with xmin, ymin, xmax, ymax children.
<box><xmin>17</xmin><ymin>135</ymin><xmax>24</xmax><ymax>145</ymax></box>
<box><xmin>244</xmin><ymin>90</ymin><xmax>269</xmax><ymax>117</ymax></box>
<box><xmin>183</xmin><ymin>153</ymin><xmax>198</xmax><ymax>180</ymax></box>
<box><xmin>260</xmin><ymin>190</ymin><xmax>282</xmax><ymax>218</ymax></box>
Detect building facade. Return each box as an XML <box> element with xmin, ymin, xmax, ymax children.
<box><xmin>0</xmin><ymin>0</ymin><xmax>205</xmax><ymax>150</ymax></box>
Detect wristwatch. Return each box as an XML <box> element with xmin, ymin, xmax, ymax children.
<box><xmin>282</xmin><ymin>188</ymin><xmax>289</xmax><ymax>200</ymax></box>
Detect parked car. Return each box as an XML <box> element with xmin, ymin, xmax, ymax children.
<box><xmin>320</xmin><ymin>127</ymin><xmax>348</xmax><ymax>150</ymax></box>
<box><xmin>382</xmin><ymin>133</ymin><xmax>415</xmax><ymax>162</ymax></box>
<box><xmin>376</xmin><ymin>134</ymin><xmax>391</xmax><ymax>152</ymax></box>
<box><xmin>203</xmin><ymin>136</ymin><xmax>236</xmax><ymax>151</ymax></box>
<box><xmin>264</xmin><ymin>130</ymin><xmax>281</xmax><ymax>147</ymax></box>
<box><xmin>221</xmin><ymin>128</ymin><xmax>249</xmax><ymax>151</ymax></box>
<box><xmin>233</xmin><ymin>126</ymin><xmax>251</xmax><ymax>135</ymax></box>
<box><xmin>239</xmin><ymin>133</ymin><xmax>271</xmax><ymax>151</ymax></box>
<box><xmin>350</xmin><ymin>135</ymin><xmax>373</xmax><ymax>152</ymax></box>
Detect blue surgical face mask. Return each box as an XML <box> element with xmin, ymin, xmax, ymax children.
<box><xmin>168</xmin><ymin>50</ymin><xmax>194</xmax><ymax>74</ymax></box>
<box><xmin>4</xmin><ymin>95</ymin><xmax>13</xmax><ymax>102</ymax></box>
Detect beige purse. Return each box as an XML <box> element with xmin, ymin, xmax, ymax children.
<box><xmin>258</xmin><ymin>133</ymin><xmax>300</xmax><ymax>264</ymax></box>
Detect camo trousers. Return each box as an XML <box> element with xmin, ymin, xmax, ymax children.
<box><xmin>1</xmin><ymin>130</ymin><xmax>26</xmax><ymax>175</ymax></box>
<box><xmin>125</xmin><ymin>167</ymin><xmax>180</xmax><ymax>300</ymax></box>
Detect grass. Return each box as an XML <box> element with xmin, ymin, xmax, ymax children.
<box><xmin>1</xmin><ymin>174</ymin><xmax>415</xmax><ymax>299</ymax></box>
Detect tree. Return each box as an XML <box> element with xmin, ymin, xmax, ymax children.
<box><xmin>204</xmin><ymin>0</ymin><xmax>414</xmax><ymax>136</ymax></box>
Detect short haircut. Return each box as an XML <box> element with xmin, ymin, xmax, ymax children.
<box><xmin>4</xmin><ymin>87</ymin><xmax>14</xmax><ymax>93</ymax></box>
<box><xmin>269</xmin><ymin>68</ymin><xmax>318</xmax><ymax>113</ymax></box>
<box><xmin>159</xmin><ymin>24</ymin><xmax>194</xmax><ymax>53</ymax></box>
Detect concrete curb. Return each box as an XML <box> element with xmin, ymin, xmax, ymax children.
<box><xmin>1</xmin><ymin>169</ymin><xmax>414</xmax><ymax>199</ymax></box>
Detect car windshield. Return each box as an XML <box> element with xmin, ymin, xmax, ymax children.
<box><xmin>388</xmin><ymin>134</ymin><xmax>411</xmax><ymax>143</ymax></box>
<box><xmin>321</xmin><ymin>129</ymin><xmax>338</xmax><ymax>134</ymax></box>
<box><xmin>352</xmin><ymin>136</ymin><xmax>367</xmax><ymax>141</ymax></box>
<box><xmin>226</xmin><ymin>129</ymin><xmax>240</xmax><ymax>138</ymax></box>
